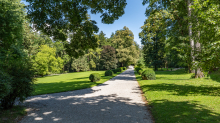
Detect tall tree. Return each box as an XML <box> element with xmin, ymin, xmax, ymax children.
<box><xmin>100</xmin><ymin>46</ymin><xmax>117</xmax><ymax>70</ymax></box>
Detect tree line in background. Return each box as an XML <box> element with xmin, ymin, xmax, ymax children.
<box><xmin>139</xmin><ymin>0</ymin><xmax>220</xmax><ymax>77</ymax></box>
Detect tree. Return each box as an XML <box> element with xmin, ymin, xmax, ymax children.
<box><xmin>71</xmin><ymin>55</ymin><xmax>89</xmax><ymax>72</ymax></box>
<box><xmin>100</xmin><ymin>46</ymin><xmax>117</xmax><ymax>70</ymax></box>
<box><xmin>0</xmin><ymin>0</ymin><xmax>35</xmax><ymax>109</ymax></box>
<box><xmin>33</xmin><ymin>45</ymin><xmax>63</xmax><ymax>76</ymax></box>
<box><xmin>25</xmin><ymin>0</ymin><xmax>127</xmax><ymax>58</ymax></box>
<box><xmin>112</xmin><ymin>26</ymin><xmax>140</xmax><ymax>67</ymax></box>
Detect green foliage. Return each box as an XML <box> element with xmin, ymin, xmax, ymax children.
<box><xmin>0</xmin><ymin>70</ymin><xmax>12</xmax><ymax>99</ymax></box>
<box><xmin>100</xmin><ymin>45</ymin><xmax>117</xmax><ymax>70</ymax></box>
<box><xmin>72</xmin><ymin>55</ymin><xmax>89</xmax><ymax>72</ymax></box>
<box><xmin>0</xmin><ymin>0</ymin><xmax>35</xmax><ymax>109</ymax></box>
<box><xmin>112</xmin><ymin>69</ymin><xmax>118</xmax><ymax>73</ymax></box>
<box><xmin>89</xmin><ymin>73</ymin><xmax>101</xmax><ymax>82</ymax></box>
<box><xmin>26</xmin><ymin>0</ymin><xmax>127</xmax><ymax>58</ymax></box>
<box><xmin>123</xmin><ymin>67</ymin><xmax>126</xmax><ymax>70</ymax></box>
<box><xmin>135</xmin><ymin>67</ymin><xmax>142</xmax><ymax>72</ymax></box>
<box><xmin>0</xmin><ymin>0</ymin><xmax>25</xmax><ymax>50</ymax></box>
<box><xmin>117</xmin><ymin>68</ymin><xmax>122</xmax><ymax>72</ymax></box>
<box><xmin>137</xmin><ymin>57</ymin><xmax>145</xmax><ymax>68</ymax></box>
<box><xmin>114</xmin><ymin>27</ymin><xmax>140</xmax><ymax>66</ymax></box>
<box><xmin>105</xmin><ymin>70</ymin><xmax>113</xmax><ymax>76</ymax></box>
<box><xmin>33</xmin><ymin>45</ymin><xmax>64</xmax><ymax>76</ymax></box>
<box><xmin>141</xmin><ymin>69</ymin><xmax>156</xmax><ymax>80</ymax></box>
<box><xmin>138</xmin><ymin>69</ymin><xmax>143</xmax><ymax>75</ymax></box>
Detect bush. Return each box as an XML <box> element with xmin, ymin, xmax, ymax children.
<box><xmin>138</xmin><ymin>69</ymin><xmax>143</xmax><ymax>75</ymax></box>
<box><xmin>141</xmin><ymin>69</ymin><xmax>156</xmax><ymax>80</ymax></box>
<box><xmin>117</xmin><ymin>68</ymin><xmax>122</xmax><ymax>72</ymax></box>
<box><xmin>112</xmin><ymin>69</ymin><xmax>117</xmax><ymax>73</ymax></box>
<box><xmin>0</xmin><ymin>61</ymin><xmax>35</xmax><ymax>109</ymax></box>
<box><xmin>89</xmin><ymin>73</ymin><xmax>101</xmax><ymax>82</ymax></box>
<box><xmin>105</xmin><ymin>70</ymin><xmax>113</xmax><ymax>76</ymax></box>
<box><xmin>135</xmin><ymin>67</ymin><xmax>142</xmax><ymax>72</ymax></box>
<box><xmin>123</xmin><ymin>67</ymin><xmax>126</xmax><ymax>70</ymax></box>
<box><xmin>0</xmin><ymin>70</ymin><xmax>12</xmax><ymax>99</ymax></box>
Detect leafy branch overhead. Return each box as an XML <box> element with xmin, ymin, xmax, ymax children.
<box><xmin>25</xmin><ymin>0</ymin><xmax>127</xmax><ymax>58</ymax></box>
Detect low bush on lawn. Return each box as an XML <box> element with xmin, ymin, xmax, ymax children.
<box><xmin>105</xmin><ymin>70</ymin><xmax>113</xmax><ymax>76</ymax></box>
<box><xmin>141</xmin><ymin>69</ymin><xmax>156</xmax><ymax>80</ymax></box>
<box><xmin>89</xmin><ymin>73</ymin><xmax>101</xmax><ymax>82</ymax></box>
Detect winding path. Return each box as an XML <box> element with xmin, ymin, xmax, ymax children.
<box><xmin>20</xmin><ymin>67</ymin><xmax>153</xmax><ymax>123</ymax></box>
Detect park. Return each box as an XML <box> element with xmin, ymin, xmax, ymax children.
<box><xmin>0</xmin><ymin>0</ymin><xmax>220</xmax><ymax>123</ymax></box>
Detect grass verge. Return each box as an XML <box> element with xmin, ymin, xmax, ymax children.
<box><xmin>135</xmin><ymin>69</ymin><xmax>220</xmax><ymax>123</ymax></box>
<box><xmin>0</xmin><ymin>106</ymin><xmax>26</xmax><ymax>123</ymax></box>
<box><xmin>33</xmin><ymin>70</ymin><xmax>123</xmax><ymax>95</ymax></box>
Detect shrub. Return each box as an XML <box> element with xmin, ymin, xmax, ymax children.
<box><xmin>135</xmin><ymin>67</ymin><xmax>142</xmax><ymax>72</ymax></box>
<box><xmin>141</xmin><ymin>69</ymin><xmax>156</xmax><ymax>80</ymax></box>
<box><xmin>0</xmin><ymin>70</ymin><xmax>12</xmax><ymax>99</ymax></box>
<box><xmin>112</xmin><ymin>69</ymin><xmax>117</xmax><ymax>73</ymax></box>
<box><xmin>105</xmin><ymin>70</ymin><xmax>113</xmax><ymax>76</ymax></box>
<box><xmin>117</xmin><ymin>68</ymin><xmax>122</xmax><ymax>72</ymax></box>
<box><xmin>138</xmin><ymin>69</ymin><xmax>143</xmax><ymax>75</ymax></box>
<box><xmin>123</xmin><ymin>67</ymin><xmax>126</xmax><ymax>70</ymax></box>
<box><xmin>89</xmin><ymin>73</ymin><xmax>101</xmax><ymax>82</ymax></box>
<box><xmin>0</xmin><ymin>61</ymin><xmax>35</xmax><ymax>109</ymax></box>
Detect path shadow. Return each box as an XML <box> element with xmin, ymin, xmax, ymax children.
<box><xmin>21</xmin><ymin>94</ymin><xmax>151</xmax><ymax>123</ymax></box>
<box><xmin>150</xmin><ymin>100</ymin><xmax>220</xmax><ymax>123</ymax></box>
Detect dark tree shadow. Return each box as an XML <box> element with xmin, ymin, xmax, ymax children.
<box><xmin>140</xmin><ymin>83</ymin><xmax>220</xmax><ymax>96</ymax></box>
<box><xmin>155</xmin><ymin>69</ymin><xmax>189</xmax><ymax>75</ymax></box>
<box><xmin>150</xmin><ymin>100</ymin><xmax>220</xmax><ymax>123</ymax></box>
<box><xmin>209</xmin><ymin>72</ymin><xmax>220</xmax><ymax>83</ymax></box>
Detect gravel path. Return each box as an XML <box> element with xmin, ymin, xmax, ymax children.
<box><xmin>19</xmin><ymin>67</ymin><xmax>153</xmax><ymax>123</ymax></box>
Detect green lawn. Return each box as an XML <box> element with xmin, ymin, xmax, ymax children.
<box><xmin>135</xmin><ymin>69</ymin><xmax>220</xmax><ymax>123</ymax></box>
<box><xmin>33</xmin><ymin>71</ymin><xmax>122</xmax><ymax>95</ymax></box>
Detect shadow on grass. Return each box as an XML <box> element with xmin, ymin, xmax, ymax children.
<box><xmin>140</xmin><ymin>83</ymin><xmax>220</xmax><ymax>96</ymax></box>
<box><xmin>151</xmin><ymin>100</ymin><xmax>220</xmax><ymax>123</ymax></box>
<box><xmin>155</xmin><ymin>69</ymin><xmax>188</xmax><ymax>75</ymax></box>
<box><xmin>209</xmin><ymin>72</ymin><xmax>220</xmax><ymax>83</ymax></box>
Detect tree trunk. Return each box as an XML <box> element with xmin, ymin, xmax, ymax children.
<box><xmin>188</xmin><ymin>0</ymin><xmax>204</xmax><ymax>78</ymax></box>
<box><xmin>188</xmin><ymin>0</ymin><xmax>195</xmax><ymax>73</ymax></box>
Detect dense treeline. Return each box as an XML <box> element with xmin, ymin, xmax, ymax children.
<box><xmin>139</xmin><ymin>0</ymin><xmax>220</xmax><ymax>77</ymax></box>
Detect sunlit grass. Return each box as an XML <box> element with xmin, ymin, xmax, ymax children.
<box><xmin>135</xmin><ymin>69</ymin><xmax>220</xmax><ymax>123</ymax></box>
<box><xmin>33</xmin><ymin>71</ymin><xmax>123</xmax><ymax>95</ymax></box>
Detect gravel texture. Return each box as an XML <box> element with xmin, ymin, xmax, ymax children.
<box><xmin>19</xmin><ymin>66</ymin><xmax>153</xmax><ymax>123</ymax></box>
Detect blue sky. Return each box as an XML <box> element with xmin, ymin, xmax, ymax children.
<box><xmin>21</xmin><ymin>0</ymin><xmax>148</xmax><ymax>46</ymax></box>
<box><xmin>89</xmin><ymin>0</ymin><xmax>148</xmax><ymax>46</ymax></box>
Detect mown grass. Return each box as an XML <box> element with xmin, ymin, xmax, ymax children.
<box><xmin>135</xmin><ymin>69</ymin><xmax>220</xmax><ymax>123</ymax></box>
<box><xmin>0</xmin><ymin>106</ymin><xmax>26</xmax><ymax>123</ymax></box>
<box><xmin>33</xmin><ymin>70</ymin><xmax>123</xmax><ymax>95</ymax></box>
